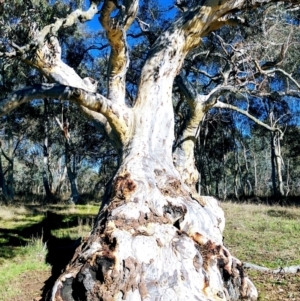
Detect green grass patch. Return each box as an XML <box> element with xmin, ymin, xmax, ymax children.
<box><xmin>0</xmin><ymin>237</ymin><xmax>50</xmax><ymax>301</ymax></box>
<box><xmin>221</xmin><ymin>202</ymin><xmax>300</xmax><ymax>268</ymax></box>
<box><xmin>0</xmin><ymin>203</ymin><xmax>99</xmax><ymax>301</ymax></box>
<box><xmin>0</xmin><ymin>203</ymin><xmax>99</xmax><ymax>261</ymax></box>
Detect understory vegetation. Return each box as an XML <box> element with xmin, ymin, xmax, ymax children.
<box><xmin>0</xmin><ymin>203</ymin><xmax>99</xmax><ymax>300</ymax></box>
<box><xmin>0</xmin><ymin>201</ymin><xmax>299</xmax><ymax>301</ymax></box>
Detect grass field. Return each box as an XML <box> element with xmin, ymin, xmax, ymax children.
<box><xmin>221</xmin><ymin>202</ymin><xmax>300</xmax><ymax>301</ymax></box>
<box><xmin>0</xmin><ymin>203</ymin><xmax>99</xmax><ymax>301</ymax></box>
<box><xmin>0</xmin><ymin>201</ymin><xmax>299</xmax><ymax>300</ymax></box>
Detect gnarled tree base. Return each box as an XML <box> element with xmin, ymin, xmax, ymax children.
<box><xmin>49</xmin><ymin>163</ymin><xmax>258</xmax><ymax>301</ymax></box>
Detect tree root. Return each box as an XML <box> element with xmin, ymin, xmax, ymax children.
<box><xmin>244</xmin><ymin>262</ymin><xmax>300</xmax><ymax>274</ymax></box>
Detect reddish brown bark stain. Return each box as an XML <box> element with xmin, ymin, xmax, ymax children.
<box><xmin>191</xmin><ymin>232</ymin><xmax>205</xmax><ymax>245</ymax></box>
<box><xmin>112</xmin><ymin>211</ymin><xmax>170</xmax><ymax>232</ymax></box>
<box><xmin>198</xmin><ymin>240</ymin><xmax>221</xmax><ymax>269</ymax></box>
<box><xmin>113</xmin><ymin>172</ymin><xmax>136</xmax><ymax>200</ymax></box>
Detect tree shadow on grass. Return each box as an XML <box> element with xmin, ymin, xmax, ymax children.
<box><xmin>0</xmin><ymin>206</ymin><xmax>94</xmax><ymax>300</ymax></box>
<box><xmin>224</xmin><ymin>195</ymin><xmax>300</xmax><ymax>206</ymax></box>
<box><xmin>266</xmin><ymin>209</ymin><xmax>300</xmax><ymax>219</ymax></box>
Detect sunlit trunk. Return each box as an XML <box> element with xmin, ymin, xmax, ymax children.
<box><xmin>50</xmin><ymin>49</ymin><xmax>257</xmax><ymax>301</ymax></box>
<box><xmin>270</xmin><ymin>113</ymin><xmax>284</xmax><ymax>198</ymax></box>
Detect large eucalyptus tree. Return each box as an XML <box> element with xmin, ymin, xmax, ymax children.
<box><xmin>1</xmin><ymin>0</ymin><xmax>300</xmax><ymax>300</ymax></box>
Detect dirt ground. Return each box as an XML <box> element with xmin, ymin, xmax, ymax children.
<box><xmin>10</xmin><ymin>268</ymin><xmax>300</xmax><ymax>301</ymax></box>
<box><xmin>248</xmin><ymin>270</ymin><xmax>300</xmax><ymax>301</ymax></box>
<box><xmin>10</xmin><ymin>269</ymin><xmax>50</xmax><ymax>301</ymax></box>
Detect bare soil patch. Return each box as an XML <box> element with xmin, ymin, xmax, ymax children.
<box><xmin>248</xmin><ymin>270</ymin><xmax>300</xmax><ymax>300</ymax></box>
<box><xmin>9</xmin><ymin>269</ymin><xmax>50</xmax><ymax>301</ymax></box>
<box><xmin>9</xmin><ymin>267</ymin><xmax>300</xmax><ymax>301</ymax></box>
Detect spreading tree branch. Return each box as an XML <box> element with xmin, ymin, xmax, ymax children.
<box><xmin>214</xmin><ymin>100</ymin><xmax>283</xmax><ymax>137</ymax></box>
<box><xmin>0</xmin><ymin>84</ymin><xmax>131</xmax><ymax>144</ymax></box>
<box><xmin>37</xmin><ymin>2</ymin><xmax>99</xmax><ymax>45</ymax></box>
<box><xmin>0</xmin><ymin>2</ymin><xmax>100</xmax><ymax>93</ymax></box>
<box><xmin>262</xmin><ymin>67</ymin><xmax>300</xmax><ymax>90</ymax></box>
<box><xmin>100</xmin><ymin>0</ymin><xmax>138</xmax><ymax>103</ymax></box>
<box><xmin>173</xmin><ymin>74</ymin><xmax>236</xmax><ymax>192</ymax></box>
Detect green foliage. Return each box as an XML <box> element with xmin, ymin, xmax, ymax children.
<box><xmin>1</xmin><ymin>1</ymin><xmax>300</xmax><ymax>204</ymax></box>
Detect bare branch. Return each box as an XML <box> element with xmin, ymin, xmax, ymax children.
<box><xmin>136</xmin><ymin>17</ymin><xmax>150</xmax><ymax>31</ymax></box>
<box><xmin>0</xmin><ymin>84</ymin><xmax>131</xmax><ymax>143</ymax></box>
<box><xmin>1</xmin><ymin>2</ymin><xmax>100</xmax><ymax>94</ymax></box>
<box><xmin>214</xmin><ymin>100</ymin><xmax>283</xmax><ymax>137</ymax></box>
<box><xmin>0</xmin><ymin>147</ymin><xmax>13</xmax><ymax>164</ymax></box>
<box><xmin>0</xmin><ymin>50</ymin><xmax>16</xmax><ymax>58</ymax></box>
<box><xmin>267</xmin><ymin>69</ymin><xmax>300</xmax><ymax>89</ymax></box>
<box><xmin>54</xmin><ymin>116</ymin><xmax>64</xmax><ymax>131</ymax></box>
<box><xmin>100</xmin><ymin>0</ymin><xmax>138</xmax><ymax>102</ymax></box>
<box><xmin>37</xmin><ymin>2</ymin><xmax>99</xmax><ymax>45</ymax></box>
<box><xmin>203</xmin><ymin>86</ymin><xmax>238</xmax><ymax>110</ymax></box>
<box><xmin>244</xmin><ymin>262</ymin><xmax>300</xmax><ymax>274</ymax></box>
<box><xmin>173</xmin><ymin>75</ymin><xmax>237</xmax><ymax>190</ymax></box>
<box><xmin>1</xmin><ymin>2</ymin><xmax>99</xmax><ymax>59</ymax></box>
<box><xmin>254</xmin><ymin>57</ymin><xmax>300</xmax><ymax>90</ymax></box>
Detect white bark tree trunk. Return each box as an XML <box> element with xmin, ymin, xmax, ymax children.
<box><xmin>269</xmin><ymin>113</ymin><xmax>285</xmax><ymax>198</ymax></box>
<box><xmin>47</xmin><ymin>3</ymin><xmax>260</xmax><ymax>299</ymax></box>
<box><xmin>50</xmin><ymin>135</ymin><xmax>256</xmax><ymax>301</ymax></box>
<box><xmin>1</xmin><ymin>0</ymin><xmax>299</xmax><ymax>300</ymax></box>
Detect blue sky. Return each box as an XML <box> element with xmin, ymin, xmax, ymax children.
<box><xmin>85</xmin><ymin>0</ymin><xmax>177</xmax><ymax>31</ymax></box>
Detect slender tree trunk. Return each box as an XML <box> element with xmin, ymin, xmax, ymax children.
<box><xmin>54</xmin><ymin>164</ymin><xmax>67</xmax><ymax>195</ymax></box>
<box><xmin>65</xmin><ymin>142</ymin><xmax>79</xmax><ymax>203</ymax></box>
<box><xmin>270</xmin><ymin>133</ymin><xmax>278</xmax><ymax>197</ymax></box>
<box><xmin>271</xmin><ymin>133</ymin><xmax>284</xmax><ymax>197</ymax></box>
<box><xmin>5</xmin><ymin>121</ymin><xmax>14</xmax><ymax>201</ymax></box>
<box><xmin>273</xmin><ymin>133</ymin><xmax>284</xmax><ymax>197</ymax></box>
<box><xmin>241</xmin><ymin>142</ymin><xmax>251</xmax><ymax>197</ymax></box>
<box><xmin>252</xmin><ymin>151</ymin><xmax>258</xmax><ymax>196</ymax></box>
<box><xmin>42</xmin><ymin>99</ymin><xmax>53</xmax><ymax>200</ymax></box>
<box><xmin>234</xmin><ymin>151</ymin><xmax>240</xmax><ymax>200</ymax></box>
<box><xmin>269</xmin><ymin>112</ymin><xmax>284</xmax><ymax>199</ymax></box>
<box><xmin>286</xmin><ymin>159</ymin><xmax>290</xmax><ymax>196</ymax></box>
<box><xmin>0</xmin><ymin>151</ymin><xmax>9</xmax><ymax>202</ymax></box>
